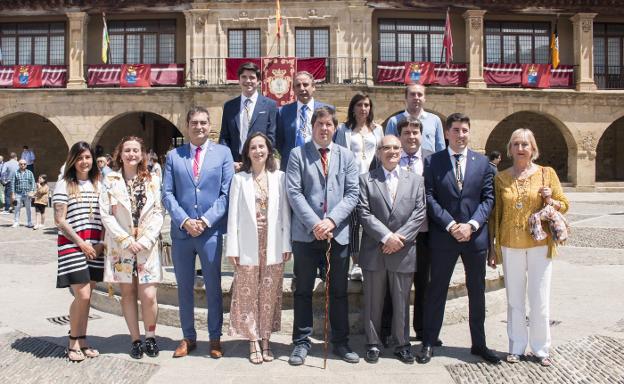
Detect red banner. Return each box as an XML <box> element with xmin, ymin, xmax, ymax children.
<box><xmin>13</xmin><ymin>65</ymin><xmax>43</xmax><ymax>88</ymax></box>
<box><xmin>484</xmin><ymin>63</ymin><xmax>522</xmax><ymax>86</ymax></box>
<box><xmin>376</xmin><ymin>62</ymin><xmax>405</xmax><ymax>83</ymax></box>
<box><xmin>549</xmin><ymin>65</ymin><xmax>574</xmax><ymax>88</ymax></box>
<box><xmin>434</xmin><ymin>64</ymin><xmax>467</xmax><ymax>86</ymax></box>
<box><xmin>261</xmin><ymin>57</ymin><xmax>296</xmax><ymax>106</ymax></box>
<box><xmin>42</xmin><ymin>66</ymin><xmax>67</xmax><ymax>87</ymax></box>
<box><xmin>297</xmin><ymin>58</ymin><xmax>326</xmax><ymax>82</ymax></box>
<box><xmin>404</xmin><ymin>62</ymin><xmax>435</xmax><ymax>85</ymax></box>
<box><xmin>0</xmin><ymin>66</ymin><xmax>14</xmax><ymax>87</ymax></box>
<box><xmin>150</xmin><ymin>64</ymin><xmax>185</xmax><ymax>86</ymax></box>
<box><xmin>120</xmin><ymin>64</ymin><xmax>151</xmax><ymax>87</ymax></box>
<box><xmin>521</xmin><ymin>64</ymin><xmax>551</xmax><ymax>88</ymax></box>
<box><xmin>225</xmin><ymin>58</ymin><xmax>262</xmax><ymax>83</ymax></box>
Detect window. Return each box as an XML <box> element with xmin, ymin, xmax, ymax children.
<box><xmin>594</xmin><ymin>23</ymin><xmax>624</xmax><ymax>88</ymax></box>
<box><xmin>228</xmin><ymin>29</ymin><xmax>261</xmax><ymax>58</ymax></box>
<box><xmin>378</xmin><ymin>19</ymin><xmax>445</xmax><ymax>63</ymax></box>
<box><xmin>484</xmin><ymin>22</ymin><xmax>550</xmax><ymax>64</ymax></box>
<box><xmin>0</xmin><ymin>22</ymin><xmax>65</xmax><ymax>65</ymax></box>
<box><xmin>295</xmin><ymin>27</ymin><xmax>329</xmax><ymax>57</ymax></box>
<box><xmin>108</xmin><ymin>20</ymin><xmax>176</xmax><ymax>64</ymax></box>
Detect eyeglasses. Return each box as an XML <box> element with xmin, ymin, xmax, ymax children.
<box><xmin>189</xmin><ymin>120</ymin><xmax>209</xmax><ymax>126</ymax></box>
<box><xmin>380</xmin><ymin>145</ymin><xmax>401</xmax><ymax>151</ymax></box>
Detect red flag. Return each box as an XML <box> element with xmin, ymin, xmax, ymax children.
<box><xmin>262</xmin><ymin>57</ymin><xmax>295</xmax><ymax>106</ymax></box>
<box><xmin>521</xmin><ymin>64</ymin><xmax>551</xmax><ymax>88</ymax></box>
<box><xmin>13</xmin><ymin>65</ymin><xmax>43</xmax><ymax>88</ymax></box>
<box><xmin>403</xmin><ymin>62</ymin><xmax>435</xmax><ymax>85</ymax></box>
<box><xmin>442</xmin><ymin>9</ymin><xmax>453</xmax><ymax>67</ymax></box>
<box><xmin>120</xmin><ymin>64</ymin><xmax>151</xmax><ymax>87</ymax></box>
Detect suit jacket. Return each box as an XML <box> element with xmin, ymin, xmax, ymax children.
<box><xmin>358</xmin><ymin>167</ymin><xmax>426</xmax><ymax>273</ymax></box>
<box><xmin>424</xmin><ymin>149</ymin><xmax>495</xmax><ymax>253</ymax></box>
<box><xmin>219</xmin><ymin>94</ymin><xmax>278</xmax><ymax>162</ymax></box>
<box><xmin>162</xmin><ymin>142</ymin><xmax>234</xmax><ymax>240</ymax></box>
<box><xmin>100</xmin><ymin>172</ymin><xmax>164</xmax><ymax>284</ymax></box>
<box><xmin>225</xmin><ymin>170</ymin><xmax>292</xmax><ymax>266</ymax></box>
<box><xmin>276</xmin><ymin>100</ymin><xmax>334</xmax><ymax>170</ymax></box>
<box><xmin>286</xmin><ymin>141</ymin><xmax>359</xmax><ymax>246</ymax></box>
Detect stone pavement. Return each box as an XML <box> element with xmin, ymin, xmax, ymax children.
<box><xmin>0</xmin><ymin>192</ymin><xmax>623</xmax><ymax>384</ymax></box>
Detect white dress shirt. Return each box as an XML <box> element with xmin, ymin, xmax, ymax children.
<box><xmin>399</xmin><ymin>148</ymin><xmax>424</xmax><ymax>176</ymax></box>
<box><xmin>297</xmin><ymin>98</ymin><xmax>315</xmax><ymax>143</ymax></box>
<box><xmin>239</xmin><ymin>91</ymin><xmax>258</xmax><ymax>152</ymax></box>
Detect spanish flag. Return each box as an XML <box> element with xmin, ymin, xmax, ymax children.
<box><xmin>276</xmin><ymin>0</ymin><xmax>282</xmax><ymax>38</ymax></box>
<box><xmin>550</xmin><ymin>23</ymin><xmax>559</xmax><ymax>69</ymax></box>
<box><xmin>102</xmin><ymin>13</ymin><xmax>110</xmax><ymax>63</ymax></box>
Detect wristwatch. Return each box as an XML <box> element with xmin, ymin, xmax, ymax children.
<box><xmin>469</xmin><ymin>223</ymin><xmax>477</xmax><ymax>233</ymax></box>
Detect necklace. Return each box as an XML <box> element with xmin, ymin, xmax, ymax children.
<box><xmin>514</xmin><ymin>177</ymin><xmax>529</xmax><ymax>210</ymax></box>
<box><xmin>253</xmin><ymin>171</ymin><xmax>268</xmax><ymax>210</ymax></box>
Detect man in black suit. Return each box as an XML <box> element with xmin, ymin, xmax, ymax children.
<box><xmin>219</xmin><ymin>62</ymin><xmax>278</xmax><ymax>171</ymax></box>
<box><xmin>418</xmin><ymin>113</ymin><xmax>500</xmax><ymax>365</ymax></box>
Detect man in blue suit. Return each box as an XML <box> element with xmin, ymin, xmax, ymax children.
<box><xmin>163</xmin><ymin>106</ymin><xmax>234</xmax><ymax>359</ymax></box>
<box><xmin>276</xmin><ymin>71</ymin><xmax>334</xmax><ymax>170</ymax></box>
<box><xmin>417</xmin><ymin>113</ymin><xmax>500</xmax><ymax>365</ymax></box>
<box><xmin>219</xmin><ymin>62</ymin><xmax>277</xmax><ymax>170</ymax></box>
<box><xmin>286</xmin><ymin>106</ymin><xmax>360</xmax><ymax>365</ymax></box>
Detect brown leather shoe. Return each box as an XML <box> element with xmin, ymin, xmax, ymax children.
<box><xmin>172</xmin><ymin>338</ymin><xmax>196</xmax><ymax>358</ymax></box>
<box><xmin>209</xmin><ymin>339</ymin><xmax>223</xmax><ymax>359</ymax></box>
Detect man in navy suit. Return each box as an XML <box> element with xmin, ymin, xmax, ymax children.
<box><xmin>417</xmin><ymin>113</ymin><xmax>500</xmax><ymax>365</ymax></box>
<box><xmin>219</xmin><ymin>62</ymin><xmax>277</xmax><ymax>171</ymax></box>
<box><xmin>163</xmin><ymin>106</ymin><xmax>234</xmax><ymax>359</ymax></box>
<box><xmin>276</xmin><ymin>71</ymin><xmax>334</xmax><ymax>170</ymax></box>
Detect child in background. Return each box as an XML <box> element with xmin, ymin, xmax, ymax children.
<box><xmin>33</xmin><ymin>174</ymin><xmax>49</xmax><ymax>230</ymax></box>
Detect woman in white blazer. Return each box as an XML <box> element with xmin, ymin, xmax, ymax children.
<box><xmin>226</xmin><ymin>132</ymin><xmax>291</xmax><ymax>364</ymax></box>
<box><xmin>99</xmin><ymin>136</ymin><xmax>164</xmax><ymax>360</ymax></box>
<box><xmin>333</xmin><ymin>92</ymin><xmax>384</xmax><ymax>281</ymax></box>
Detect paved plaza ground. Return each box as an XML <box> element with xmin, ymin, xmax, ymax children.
<box><xmin>0</xmin><ymin>192</ymin><xmax>623</xmax><ymax>384</ymax></box>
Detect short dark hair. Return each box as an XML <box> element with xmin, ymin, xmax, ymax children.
<box><xmin>488</xmin><ymin>150</ymin><xmax>502</xmax><ymax>161</ymax></box>
<box><xmin>445</xmin><ymin>112</ymin><xmax>470</xmax><ymax>130</ymax></box>
<box><xmin>397</xmin><ymin>118</ymin><xmax>423</xmax><ymax>135</ymax></box>
<box><xmin>240</xmin><ymin>132</ymin><xmax>277</xmax><ymax>173</ymax></box>
<box><xmin>186</xmin><ymin>106</ymin><xmax>210</xmax><ymax>124</ymax></box>
<box><xmin>38</xmin><ymin>174</ymin><xmax>48</xmax><ymax>184</ymax></box>
<box><xmin>237</xmin><ymin>62</ymin><xmax>261</xmax><ymax>79</ymax></box>
<box><xmin>311</xmin><ymin>106</ymin><xmax>338</xmax><ymax>128</ymax></box>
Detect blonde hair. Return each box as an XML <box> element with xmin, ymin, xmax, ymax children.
<box><xmin>506</xmin><ymin>128</ymin><xmax>539</xmax><ymax>161</ymax></box>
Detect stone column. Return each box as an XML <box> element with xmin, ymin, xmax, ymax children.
<box><xmin>463</xmin><ymin>10</ymin><xmax>487</xmax><ymax>89</ymax></box>
<box><xmin>348</xmin><ymin>4</ymin><xmax>374</xmax><ymax>85</ymax></box>
<box><xmin>66</xmin><ymin>12</ymin><xmax>88</xmax><ymax>89</ymax></box>
<box><xmin>184</xmin><ymin>8</ymin><xmax>211</xmax><ymax>86</ymax></box>
<box><xmin>570</xmin><ymin>13</ymin><xmax>598</xmax><ymax>92</ymax></box>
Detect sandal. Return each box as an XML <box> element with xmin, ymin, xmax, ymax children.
<box><xmin>539</xmin><ymin>356</ymin><xmax>553</xmax><ymax>367</ymax></box>
<box><xmin>78</xmin><ymin>335</ymin><xmax>100</xmax><ymax>358</ymax></box>
<box><xmin>249</xmin><ymin>341</ymin><xmax>263</xmax><ymax>365</ymax></box>
<box><xmin>261</xmin><ymin>339</ymin><xmax>274</xmax><ymax>362</ymax></box>
<box><xmin>506</xmin><ymin>354</ymin><xmax>521</xmax><ymax>363</ymax></box>
<box><xmin>67</xmin><ymin>335</ymin><xmax>86</xmax><ymax>362</ymax></box>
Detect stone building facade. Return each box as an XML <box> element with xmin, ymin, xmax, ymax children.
<box><xmin>0</xmin><ymin>0</ymin><xmax>622</xmax><ymax>190</ymax></box>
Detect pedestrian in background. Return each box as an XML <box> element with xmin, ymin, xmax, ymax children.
<box><xmin>33</xmin><ymin>174</ymin><xmax>49</xmax><ymax>230</ymax></box>
<box><xmin>11</xmin><ymin>159</ymin><xmax>35</xmax><ymax>228</ymax></box>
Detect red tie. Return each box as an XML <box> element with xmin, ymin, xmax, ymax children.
<box><xmin>193</xmin><ymin>146</ymin><xmax>202</xmax><ymax>179</ymax></box>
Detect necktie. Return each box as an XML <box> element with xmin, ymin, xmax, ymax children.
<box><xmin>407</xmin><ymin>154</ymin><xmax>417</xmax><ymax>173</ymax></box>
<box><xmin>453</xmin><ymin>153</ymin><xmax>463</xmax><ymax>190</ymax></box>
<box><xmin>297</xmin><ymin>105</ymin><xmax>308</xmax><ymax>146</ymax></box>
<box><xmin>193</xmin><ymin>146</ymin><xmax>202</xmax><ymax>179</ymax></box>
<box><xmin>240</xmin><ymin>98</ymin><xmax>251</xmax><ymax>152</ymax></box>
<box><xmin>319</xmin><ymin>148</ymin><xmax>329</xmax><ymax>213</ymax></box>
<box><xmin>388</xmin><ymin>170</ymin><xmax>398</xmax><ymax>204</ymax></box>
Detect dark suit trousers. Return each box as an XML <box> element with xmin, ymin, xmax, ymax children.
<box><xmin>292</xmin><ymin>239</ymin><xmax>350</xmax><ymax>348</ymax></box>
<box><xmin>380</xmin><ymin>232</ymin><xmax>429</xmax><ymax>337</ymax></box>
<box><xmin>422</xmin><ymin>248</ymin><xmax>487</xmax><ymax>349</ymax></box>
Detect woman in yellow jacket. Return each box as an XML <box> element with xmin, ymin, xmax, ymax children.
<box><xmin>488</xmin><ymin>128</ymin><xmax>569</xmax><ymax>367</ymax></box>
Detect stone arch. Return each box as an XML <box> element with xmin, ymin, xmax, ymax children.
<box><xmin>485</xmin><ymin>111</ymin><xmax>576</xmax><ymax>182</ymax></box>
<box><xmin>93</xmin><ymin>112</ymin><xmax>184</xmax><ymax>161</ymax></box>
<box><xmin>595</xmin><ymin>116</ymin><xmax>624</xmax><ymax>181</ymax></box>
<box><xmin>0</xmin><ymin>112</ymin><xmax>69</xmax><ymax>178</ymax></box>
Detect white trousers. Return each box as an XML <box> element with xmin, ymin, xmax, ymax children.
<box><xmin>502</xmin><ymin>246</ymin><xmax>552</xmax><ymax>357</ymax></box>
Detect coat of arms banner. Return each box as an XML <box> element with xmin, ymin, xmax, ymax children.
<box><xmin>261</xmin><ymin>57</ymin><xmax>295</xmax><ymax>106</ymax></box>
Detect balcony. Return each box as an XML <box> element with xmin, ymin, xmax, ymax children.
<box><xmin>188</xmin><ymin>57</ymin><xmax>368</xmax><ymax>86</ymax></box>
<box><xmin>594</xmin><ymin>66</ymin><xmax>624</xmax><ymax>89</ymax></box>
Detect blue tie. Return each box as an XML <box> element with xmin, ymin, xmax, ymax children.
<box><xmin>296</xmin><ymin>105</ymin><xmax>308</xmax><ymax>147</ymax></box>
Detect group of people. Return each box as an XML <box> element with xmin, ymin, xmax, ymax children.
<box><xmin>50</xmin><ymin>62</ymin><xmax>569</xmax><ymax>369</ymax></box>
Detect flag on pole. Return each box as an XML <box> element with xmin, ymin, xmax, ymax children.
<box><xmin>442</xmin><ymin>8</ymin><xmax>453</xmax><ymax>68</ymax></box>
<box><xmin>551</xmin><ymin>23</ymin><xmax>560</xmax><ymax>69</ymax></box>
<box><xmin>102</xmin><ymin>13</ymin><xmax>110</xmax><ymax>63</ymax></box>
<box><xmin>276</xmin><ymin>0</ymin><xmax>282</xmax><ymax>38</ymax></box>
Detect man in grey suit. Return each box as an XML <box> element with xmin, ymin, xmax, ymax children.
<box><xmin>358</xmin><ymin>135</ymin><xmax>427</xmax><ymax>364</ymax></box>
<box><xmin>286</xmin><ymin>106</ymin><xmax>360</xmax><ymax>365</ymax></box>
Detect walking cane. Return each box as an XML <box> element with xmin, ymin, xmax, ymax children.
<box><xmin>323</xmin><ymin>236</ymin><xmax>332</xmax><ymax>370</ymax></box>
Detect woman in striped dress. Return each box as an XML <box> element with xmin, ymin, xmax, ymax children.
<box><xmin>53</xmin><ymin>141</ymin><xmax>104</xmax><ymax>362</ymax></box>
